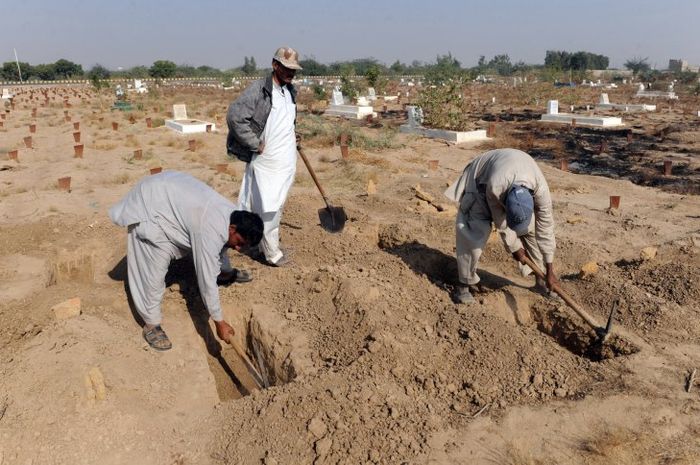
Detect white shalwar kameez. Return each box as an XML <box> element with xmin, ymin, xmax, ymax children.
<box><xmin>238</xmin><ymin>80</ymin><xmax>297</xmax><ymax>264</ymax></box>
<box><xmin>109</xmin><ymin>171</ymin><xmax>236</xmax><ymax>325</ymax></box>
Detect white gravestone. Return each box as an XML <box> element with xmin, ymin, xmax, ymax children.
<box><xmin>599</xmin><ymin>93</ymin><xmax>610</xmax><ymax>104</ymax></box>
<box><xmin>406</xmin><ymin>106</ymin><xmax>424</xmax><ymax>127</ymax></box>
<box><xmin>367</xmin><ymin>87</ymin><xmax>376</xmax><ymax>101</ymax></box>
<box><xmin>331</xmin><ymin>89</ymin><xmax>344</xmax><ymax>106</ymax></box>
<box><xmin>546</xmin><ymin>100</ymin><xmax>559</xmax><ymax>115</ymax></box>
<box><xmin>173</xmin><ymin>104</ymin><xmax>188</xmax><ymax>120</ymax></box>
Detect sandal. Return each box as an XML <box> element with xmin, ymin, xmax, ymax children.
<box><xmin>143</xmin><ymin>325</ymin><xmax>172</xmax><ymax>351</ymax></box>
<box><xmin>217</xmin><ymin>268</ymin><xmax>253</xmax><ymax>285</ymax></box>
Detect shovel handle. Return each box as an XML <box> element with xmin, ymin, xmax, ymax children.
<box><xmin>520</xmin><ymin>255</ymin><xmax>602</xmax><ymax>331</ymax></box>
<box><xmin>297</xmin><ymin>145</ymin><xmax>331</xmax><ymax>208</ymax></box>
<box><xmin>225</xmin><ymin>336</ymin><xmax>265</xmax><ymax>390</ymax></box>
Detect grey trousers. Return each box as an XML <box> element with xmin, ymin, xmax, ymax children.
<box><xmin>127</xmin><ymin>222</ymin><xmax>180</xmax><ymax>326</ymax></box>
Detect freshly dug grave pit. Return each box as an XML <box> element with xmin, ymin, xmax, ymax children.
<box><xmin>201</xmin><ymin>303</ymin><xmax>314</xmax><ymax>401</ymax></box>
<box><xmin>530</xmin><ymin>301</ymin><xmax>640</xmax><ymax>361</ymax></box>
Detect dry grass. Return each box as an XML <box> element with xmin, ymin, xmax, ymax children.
<box><xmin>487</xmin><ymin>441</ymin><xmax>554</xmax><ymax>465</ymax></box>
<box><xmin>111</xmin><ymin>173</ymin><xmax>131</xmax><ymax>184</ymax></box>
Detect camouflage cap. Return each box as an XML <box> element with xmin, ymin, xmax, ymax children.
<box><xmin>273</xmin><ymin>46</ymin><xmax>302</xmax><ymax>70</ymax></box>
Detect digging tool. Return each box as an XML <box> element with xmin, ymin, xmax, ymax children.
<box><xmin>297</xmin><ymin>144</ymin><xmax>347</xmax><ymax>233</ymax></box>
<box><xmin>223</xmin><ymin>335</ymin><xmax>266</xmax><ymax>391</ymax></box>
<box><xmin>520</xmin><ymin>255</ymin><xmax>616</xmax><ymax>340</ymax></box>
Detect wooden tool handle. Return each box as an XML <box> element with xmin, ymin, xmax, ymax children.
<box><xmin>520</xmin><ymin>255</ymin><xmax>602</xmax><ymax>330</ymax></box>
<box><xmin>225</xmin><ymin>336</ymin><xmax>265</xmax><ymax>389</ymax></box>
<box><xmin>297</xmin><ymin>145</ymin><xmax>331</xmax><ymax>207</ymax></box>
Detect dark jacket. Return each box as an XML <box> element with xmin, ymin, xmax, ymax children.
<box><xmin>226</xmin><ymin>74</ymin><xmax>297</xmax><ymax>162</ymax></box>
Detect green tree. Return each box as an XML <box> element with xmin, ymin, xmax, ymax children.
<box><xmin>624</xmin><ymin>57</ymin><xmax>651</xmax><ymax>75</ymax></box>
<box><xmin>241</xmin><ymin>56</ymin><xmax>257</xmax><ymax>75</ymax></box>
<box><xmin>1</xmin><ymin>61</ymin><xmax>33</xmax><ymax>80</ymax></box>
<box><xmin>364</xmin><ymin>64</ymin><xmax>381</xmax><ymax>88</ymax></box>
<box><xmin>299</xmin><ymin>57</ymin><xmax>327</xmax><ymax>76</ymax></box>
<box><xmin>87</xmin><ymin>64</ymin><xmax>111</xmax><ymax>80</ymax></box>
<box><xmin>127</xmin><ymin>66</ymin><xmax>150</xmax><ymax>78</ymax></box>
<box><xmin>425</xmin><ymin>52</ymin><xmax>462</xmax><ymax>84</ymax></box>
<box><xmin>389</xmin><ymin>60</ymin><xmax>405</xmax><ymax>75</ymax></box>
<box><xmin>488</xmin><ymin>54</ymin><xmax>513</xmax><ymax>76</ymax></box>
<box><xmin>32</xmin><ymin>63</ymin><xmax>56</xmax><ymax>80</ymax></box>
<box><xmin>149</xmin><ymin>60</ymin><xmax>177</xmax><ymax>78</ymax></box>
<box><xmin>53</xmin><ymin>59</ymin><xmax>83</xmax><ymax>78</ymax></box>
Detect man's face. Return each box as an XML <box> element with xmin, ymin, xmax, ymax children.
<box><xmin>272</xmin><ymin>60</ymin><xmax>296</xmax><ymax>85</ymax></box>
<box><xmin>227</xmin><ymin>225</ymin><xmax>247</xmax><ymax>251</ymax></box>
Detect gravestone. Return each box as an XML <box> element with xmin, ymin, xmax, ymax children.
<box><xmin>173</xmin><ymin>104</ymin><xmax>188</xmax><ymax>120</ymax></box>
<box><xmin>599</xmin><ymin>93</ymin><xmax>610</xmax><ymax>105</ymax></box>
<box><xmin>1</xmin><ymin>89</ymin><xmax>12</xmax><ymax>100</ymax></box>
<box><xmin>546</xmin><ymin>100</ymin><xmax>559</xmax><ymax>115</ymax></box>
<box><xmin>400</xmin><ymin>105</ymin><xmax>488</xmax><ymax>143</ymax></box>
<box><xmin>331</xmin><ymin>89</ymin><xmax>344</xmax><ymax>106</ymax></box>
<box><xmin>406</xmin><ymin>106</ymin><xmax>424</xmax><ymax>127</ymax></box>
<box><xmin>165</xmin><ymin>103</ymin><xmax>215</xmax><ymax>134</ymax></box>
<box><xmin>356</xmin><ymin>96</ymin><xmax>369</xmax><ymax>106</ymax></box>
<box><xmin>367</xmin><ymin>87</ymin><xmax>376</xmax><ymax>101</ymax></box>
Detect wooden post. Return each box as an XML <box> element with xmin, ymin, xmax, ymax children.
<box><xmin>58</xmin><ymin>176</ymin><xmax>71</xmax><ymax>191</ymax></box>
<box><xmin>609</xmin><ymin>195</ymin><xmax>620</xmax><ymax>209</ymax></box>
<box><xmin>663</xmin><ymin>160</ymin><xmax>672</xmax><ymax>176</ymax></box>
<box><xmin>559</xmin><ymin>159</ymin><xmax>568</xmax><ymax>172</ymax></box>
<box><xmin>150</xmin><ymin>167</ymin><xmax>162</xmax><ymax>175</ymax></box>
<box><xmin>428</xmin><ymin>160</ymin><xmax>439</xmax><ymax>170</ymax></box>
<box><xmin>146</xmin><ymin>117</ymin><xmax>153</xmax><ymax>128</ymax></box>
<box><xmin>133</xmin><ymin>149</ymin><xmax>143</xmax><ymax>160</ymax></box>
<box><xmin>23</xmin><ymin>136</ymin><xmax>33</xmax><ymax>149</ymax></box>
<box><xmin>73</xmin><ymin>144</ymin><xmax>84</xmax><ymax>158</ymax></box>
<box><xmin>73</xmin><ymin>131</ymin><xmax>81</xmax><ymax>143</ymax></box>
<box><xmin>8</xmin><ymin>150</ymin><xmax>18</xmax><ymax>161</ymax></box>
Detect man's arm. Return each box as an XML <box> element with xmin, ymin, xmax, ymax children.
<box><xmin>533</xmin><ymin>180</ymin><xmax>556</xmax><ymax>265</ymax></box>
<box><xmin>227</xmin><ymin>85</ymin><xmax>263</xmax><ymax>154</ymax></box>
<box><xmin>190</xmin><ymin>229</ymin><xmax>234</xmax><ymax>341</ymax></box>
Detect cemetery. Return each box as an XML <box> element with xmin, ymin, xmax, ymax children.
<box><xmin>0</xmin><ymin>66</ymin><xmax>699</xmax><ymax>465</ymax></box>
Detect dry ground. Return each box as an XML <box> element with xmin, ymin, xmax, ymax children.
<box><xmin>1</xmin><ymin>82</ymin><xmax>699</xmax><ymax>465</ymax></box>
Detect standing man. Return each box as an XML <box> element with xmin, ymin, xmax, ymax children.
<box><xmin>444</xmin><ymin>148</ymin><xmax>558</xmax><ymax>304</ymax></box>
<box><xmin>109</xmin><ymin>171</ymin><xmax>264</xmax><ymax>351</ymax></box>
<box><xmin>226</xmin><ymin>46</ymin><xmax>302</xmax><ymax>267</ymax></box>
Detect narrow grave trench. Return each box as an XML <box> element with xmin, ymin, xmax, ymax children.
<box><xmin>197</xmin><ymin>309</ymin><xmax>307</xmax><ymax>401</ymax></box>
<box><xmin>164</xmin><ymin>259</ymin><xmax>311</xmax><ymax>401</ymax></box>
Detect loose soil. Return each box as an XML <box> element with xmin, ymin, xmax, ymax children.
<box><xmin>1</xmin><ymin>82</ymin><xmax>700</xmax><ymax>465</ymax></box>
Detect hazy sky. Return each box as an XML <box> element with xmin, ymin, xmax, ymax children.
<box><xmin>1</xmin><ymin>0</ymin><xmax>697</xmax><ymax>71</ymax></box>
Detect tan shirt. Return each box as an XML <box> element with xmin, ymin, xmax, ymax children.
<box><xmin>445</xmin><ymin>149</ymin><xmax>556</xmax><ymax>263</ymax></box>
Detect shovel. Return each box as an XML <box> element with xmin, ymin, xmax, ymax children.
<box><xmin>223</xmin><ymin>335</ymin><xmax>267</xmax><ymax>391</ymax></box>
<box><xmin>297</xmin><ymin>144</ymin><xmax>347</xmax><ymax>233</ymax></box>
<box><xmin>520</xmin><ymin>255</ymin><xmax>616</xmax><ymax>342</ymax></box>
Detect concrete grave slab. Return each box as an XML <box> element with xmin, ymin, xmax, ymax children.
<box><xmin>540</xmin><ymin>100</ymin><xmax>624</xmax><ymax>127</ymax></box>
<box><xmin>166</xmin><ymin>104</ymin><xmax>216</xmax><ymax>134</ymax></box>
<box><xmin>400</xmin><ymin>106</ymin><xmax>489</xmax><ymax>144</ymax></box>
<box><xmin>596</xmin><ymin>93</ymin><xmax>656</xmax><ymax>112</ymax></box>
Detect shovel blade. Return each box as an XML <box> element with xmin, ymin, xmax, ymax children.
<box><xmin>318</xmin><ymin>206</ymin><xmax>346</xmax><ymax>233</ymax></box>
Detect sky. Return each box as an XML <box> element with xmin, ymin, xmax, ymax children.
<box><xmin>1</xmin><ymin>0</ymin><xmax>698</xmax><ymax>71</ymax></box>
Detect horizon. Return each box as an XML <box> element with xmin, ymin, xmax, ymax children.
<box><xmin>1</xmin><ymin>0</ymin><xmax>698</xmax><ymax>71</ymax></box>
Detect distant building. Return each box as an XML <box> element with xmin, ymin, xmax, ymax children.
<box><xmin>668</xmin><ymin>59</ymin><xmax>699</xmax><ymax>73</ymax></box>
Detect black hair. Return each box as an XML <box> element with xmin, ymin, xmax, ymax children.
<box><xmin>230</xmin><ymin>210</ymin><xmax>264</xmax><ymax>246</ymax></box>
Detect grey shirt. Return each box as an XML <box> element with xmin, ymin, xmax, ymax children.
<box><xmin>109</xmin><ymin>171</ymin><xmax>236</xmax><ymax>321</ymax></box>
<box><xmin>445</xmin><ymin>149</ymin><xmax>556</xmax><ymax>263</ymax></box>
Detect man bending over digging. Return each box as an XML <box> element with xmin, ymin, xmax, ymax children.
<box><xmin>110</xmin><ymin>171</ymin><xmax>264</xmax><ymax>350</ymax></box>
